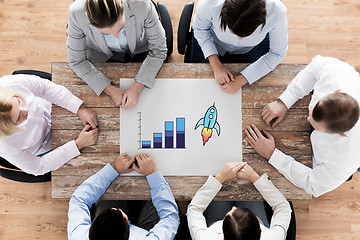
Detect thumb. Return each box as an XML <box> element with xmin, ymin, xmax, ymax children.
<box><xmin>272</xmin><ymin>117</ymin><xmax>283</xmax><ymax>128</ymax></box>
<box><xmin>82</xmin><ymin>124</ymin><xmax>91</xmax><ymax>132</ymax></box>
<box><xmin>132</xmin><ymin>163</ymin><xmax>140</xmax><ymax>173</ymax></box>
<box><xmin>263</xmin><ymin>129</ymin><xmax>274</xmax><ymax>140</ymax></box>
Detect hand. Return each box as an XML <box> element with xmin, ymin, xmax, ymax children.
<box><xmin>132</xmin><ymin>154</ymin><xmax>157</xmax><ymax>176</ymax></box>
<box><xmin>209</xmin><ymin>55</ymin><xmax>234</xmax><ymax>85</ymax></box>
<box><xmin>215</xmin><ymin>162</ymin><xmax>246</xmax><ymax>184</ymax></box>
<box><xmin>75</xmin><ymin>124</ymin><xmax>98</xmax><ymax>150</ymax></box>
<box><xmin>245</xmin><ymin>125</ymin><xmax>275</xmax><ymax>160</ymax></box>
<box><xmin>236</xmin><ymin>163</ymin><xmax>260</xmax><ymax>183</ymax></box>
<box><xmin>104</xmin><ymin>85</ymin><xmax>125</xmax><ymax>107</ymax></box>
<box><xmin>77</xmin><ymin>105</ymin><xmax>98</xmax><ymax>129</ymax></box>
<box><xmin>111</xmin><ymin>153</ymin><xmax>135</xmax><ymax>174</ymax></box>
<box><xmin>221</xmin><ymin>74</ymin><xmax>248</xmax><ymax>93</ymax></box>
<box><xmin>121</xmin><ymin>82</ymin><xmax>144</xmax><ymax>109</ymax></box>
<box><xmin>262</xmin><ymin>100</ymin><xmax>288</xmax><ymax>128</ymax></box>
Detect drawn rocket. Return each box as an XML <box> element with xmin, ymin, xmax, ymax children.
<box><xmin>194</xmin><ymin>103</ymin><xmax>221</xmax><ymax>146</ymax></box>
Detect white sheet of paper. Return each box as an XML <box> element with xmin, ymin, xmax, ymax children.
<box><xmin>120</xmin><ymin>78</ymin><xmax>242</xmax><ymax>176</ymax></box>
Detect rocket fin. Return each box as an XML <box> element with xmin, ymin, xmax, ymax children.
<box><xmin>214</xmin><ymin>122</ymin><xmax>221</xmax><ymax>136</ymax></box>
<box><xmin>194</xmin><ymin>118</ymin><xmax>204</xmax><ymax>130</ymax></box>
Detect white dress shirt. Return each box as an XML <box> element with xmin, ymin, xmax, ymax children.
<box><xmin>270</xmin><ymin>55</ymin><xmax>360</xmax><ymax>197</ymax></box>
<box><xmin>0</xmin><ymin>74</ymin><xmax>83</xmax><ymax>175</ymax></box>
<box><xmin>193</xmin><ymin>0</ymin><xmax>288</xmax><ymax>84</ymax></box>
<box><xmin>187</xmin><ymin>174</ymin><xmax>291</xmax><ymax>240</ymax></box>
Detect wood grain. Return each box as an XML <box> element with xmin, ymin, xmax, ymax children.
<box><xmin>1</xmin><ymin>0</ymin><xmax>360</xmax><ymax>239</ymax></box>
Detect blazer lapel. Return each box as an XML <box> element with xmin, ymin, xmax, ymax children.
<box><xmin>89</xmin><ymin>24</ymin><xmax>112</xmax><ymax>56</ymax></box>
<box><xmin>124</xmin><ymin>3</ymin><xmax>136</xmax><ymax>53</ymax></box>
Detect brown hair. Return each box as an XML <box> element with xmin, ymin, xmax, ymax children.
<box><xmin>220</xmin><ymin>0</ymin><xmax>266</xmax><ymax>38</ymax></box>
<box><xmin>312</xmin><ymin>92</ymin><xmax>360</xmax><ymax>133</ymax></box>
<box><xmin>223</xmin><ymin>207</ymin><xmax>261</xmax><ymax>240</ymax></box>
<box><xmin>89</xmin><ymin>208</ymin><xmax>130</xmax><ymax>240</ymax></box>
<box><xmin>86</xmin><ymin>0</ymin><xmax>124</xmax><ymax>28</ymax></box>
<box><xmin>0</xmin><ymin>87</ymin><xmax>25</xmax><ymax>138</ymax></box>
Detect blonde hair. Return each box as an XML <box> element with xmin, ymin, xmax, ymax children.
<box><xmin>86</xmin><ymin>0</ymin><xmax>124</xmax><ymax>28</ymax></box>
<box><xmin>0</xmin><ymin>87</ymin><xmax>25</xmax><ymax>138</ymax></box>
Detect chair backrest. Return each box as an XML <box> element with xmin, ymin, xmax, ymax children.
<box><xmin>264</xmin><ymin>200</ymin><xmax>296</xmax><ymax>240</ymax></box>
<box><xmin>177</xmin><ymin>2</ymin><xmax>194</xmax><ymax>60</ymax></box>
<box><xmin>157</xmin><ymin>2</ymin><xmax>173</xmax><ymax>56</ymax></box>
<box><xmin>0</xmin><ymin>70</ymin><xmax>52</xmax><ymax>183</ymax></box>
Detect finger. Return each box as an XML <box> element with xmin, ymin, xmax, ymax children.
<box><xmin>228</xmin><ymin>71</ymin><xmax>235</xmax><ymax>81</ymax></box>
<box><xmin>125</xmin><ymin>165</ymin><xmax>134</xmax><ymax>173</ymax></box>
<box><xmin>252</xmin><ymin>125</ymin><xmax>263</xmax><ymax>139</ymax></box>
<box><xmin>245</xmin><ymin>130</ymin><xmax>255</xmax><ymax>143</ymax></box>
<box><xmin>272</xmin><ymin>117</ymin><xmax>283</xmax><ymax>128</ymax></box>
<box><xmin>82</xmin><ymin>124</ymin><xmax>91</xmax><ymax>132</ymax></box>
<box><xmin>261</xmin><ymin>107</ymin><xmax>268</xmax><ymax>117</ymax></box>
<box><xmin>263</xmin><ymin>129</ymin><xmax>274</xmax><ymax>140</ymax></box>
<box><xmin>121</xmin><ymin>94</ymin><xmax>128</xmax><ymax>107</ymax></box>
<box><xmin>246</xmin><ymin>126</ymin><xmax>259</xmax><ymax>139</ymax></box>
<box><xmin>132</xmin><ymin>163</ymin><xmax>140</xmax><ymax>172</ymax></box>
<box><xmin>262</xmin><ymin>110</ymin><xmax>272</xmax><ymax>122</ymax></box>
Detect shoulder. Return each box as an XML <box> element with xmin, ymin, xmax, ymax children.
<box><xmin>69</xmin><ymin>0</ymin><xmax>88</xmax><ymax>23</ymax></box>
<box><xmin>196</xmin><ymin>0</ymin><xmax>224</xmax><ymax>11</ymax></box>
<box><xmin>266</xmin><ymin>0</ymin><xmax>287</xmax><ymax>15</ymax></box>
<box><xmin>125</xmin><ymin>0</ymin><xmax>151</xmax><ymax>11</ymax></box>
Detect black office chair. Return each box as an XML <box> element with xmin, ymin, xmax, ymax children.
<box><xmin>152</xmin><ymin>1</ymin><xmax>173</xmax><ymax>57</ymax></box>
<box><xmin>264</xmin><ymin>200</ymin><xmax>296</xmax><ymax>240</ymax></box>
<box><xmin>177</xmin><ymin>2</ymin><xmax>194</xmax><ymax>63</ymax></box>
<box><xmin>0</xmin><ymin>70</ymin><xmax>52</xmax><ymax>183</ymax></box>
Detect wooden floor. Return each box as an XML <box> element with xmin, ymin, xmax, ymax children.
<box><xmin>0</xmin><ymin>0</ymin><xmax>360</xmax><ymax>239</ymax></box>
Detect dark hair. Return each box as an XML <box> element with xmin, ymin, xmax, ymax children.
<box><xmin>86</xmin><ymin>0</ymin><xmax>124</xmax><ymax>28</ymax></box>
<box><xmin>312</xmin><ymin>92</ymin><xmax>360</xmax><ymax>133</ymax></box>
<box><xmin>223</xmin><ymin>207</ymin><xmax>261</xmax><ymax>240</ymax></box>
<box><xmin>89</xmin><ymin>208</ymin><xmax>130</xmax><ymax>240</ymax></box>
<box><xmin>220</xmin><ymin>0</ymin><xmax>266</xmax><ymax>38</ymax></box>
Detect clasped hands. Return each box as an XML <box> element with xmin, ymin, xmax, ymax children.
<box><xmin>111</xmin><ymin>153</ymin><xmax>157</xmax><ymax>176</ymax></box>
<box><xmin>104</xmin><ymin>81</ymin><xmax>144</xmax><ymax>109</ymax></box>
<box><xmin>215</xmin><ymin>162</ymin><xmax>260</xmax><ymax>184</ymax></box>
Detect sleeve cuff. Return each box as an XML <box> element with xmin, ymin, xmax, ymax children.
<box><xmin>207</xmin><ymin>175</ymin><xmax>223</xmax><ymax>189</ymax></box>
<box><xmin>278</xmin><ymin>90</ymin><xmax>298</xmax><ymax>109</ymax></box>
<box><xmin>146</xmin><ymin>171</ymin><xmax>165</xmax><ymax>188</ymax></box>
<box><xmin>66</xmin><ymin>140</ymin><xmax>81</xmax><ymax>159</ymax></box>
<box><xmin>71</xmin><ymin>98</ymin><xmax>84</xmax><ymax>115</ymax></box>
<box><xmin>103</xmin><ymin>163</ymin><xmax>120</xmax><ymax>182</ymax></box>
<box><xmin>97</xmin><ymin>82</ymin><xmax>112</xmax><ymax>96</ymax></box>
<box><xmin>268</xmin><ymin>148</ymin><xmax>288</xmax><ymax>170</ymax></box>
<box><xmin>253</xmin><ymin>173</ymin><xmax>270</xmax><ymax>188</ymax></box>
<box><xmin>240</xmin><ymin>66</ymin><xmax>259</xmax><ymax>85</ymax></box>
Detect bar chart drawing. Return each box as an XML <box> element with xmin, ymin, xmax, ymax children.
<box><xmin>138</xmin><ymin>112</ymin><xmax>186</xmax><ymax>149</ymax></box>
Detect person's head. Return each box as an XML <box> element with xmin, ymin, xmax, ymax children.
<box><xmin>89</xmin><ymin>207</ymin><xmax>130</xmax><ymax>240</ymax></box>
<box><xmin>86</xmin><ymin>0</ymin><xmax>125</xmax><ymax>38</ymax></box>
<box><xmin>222</xmin><ymin>207</ymin><xmax>261</xmax><ymax>240</ymax></box>
<box><xmin>308</xmin><ymin>92</ymin><xmax>360</xmax><ymax>134</ymax></box>
<box><xmin>0</xmin><ymin>87</ymin><xmax>28</xmax><ymax>138</ymax></box>
<box><xmin>220</xmin><ymin>0</ymin><xmax>266</xmax><ymax>38</ymax></box>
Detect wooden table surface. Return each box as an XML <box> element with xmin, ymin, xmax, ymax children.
<box><xmin>51</xmin><ymin>62</ymin><xmax>312</xmax><ymax>200</ymax></box>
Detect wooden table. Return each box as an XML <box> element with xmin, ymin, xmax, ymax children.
<box><xmin>51</xmin><ymin>62</ymin><xmax>312</xmax><ymax>200</ymax></box>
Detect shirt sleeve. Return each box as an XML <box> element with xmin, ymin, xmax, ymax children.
<box><xmin>4</xmin><ymin>140</ymin><xmax>80</xmax><ymax>176</ymax></box>
<box><xmin>192</xmin><ymin>0</ymin><xmax>219</xmax><ymax>58</ymax></box>
<box><xmin>269</xmin><ymin>148</ymin><xmax>347</xmax><ymax>197</ymax></box>
<box><xmin>145</xmin><ymin>171</ymin><xmax>180</xmax><ymax>239</ymax></box>
<box><xmin>241</xmin><ymin>12</ymin><xmax>288</xmax><ymax>84</ymax></box>
<box><xmin>133</xmin><ymin>0</ymin><xmax>167</xmax><ymax>88</ymax></box>
<box><xmin>187</xmin><ymin>175</ymin><xmax>222</xmax><ymax>240</ymax></box>
<box><xmin>278</xmin><ymin>55</ymin><xmax>329</xmax><ymax>109</ymax></box>
<box><xmin>253</xmin><ymin>173</ymin><xmax>291</xmax><ymax>239</ymax></box>
<box><xmin>12</xmin><ymin>74</ymin><xmax>83</xmax><ymax>114</ymax></box>
<box><xmin>67</xmin><ymin>6</ymin><xmax>112</xmax><ymax>96</ymax></box>
<box><xmin>67</xmin><ymin>164</ymin><xmax>119</xmax><ymax>240</ymax></box>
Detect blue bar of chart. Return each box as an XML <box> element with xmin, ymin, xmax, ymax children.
<box><xmin>153</xmin><ymin>133</ymin><xmax>162</xmax><ymax>148</ymax></box>
<box><xmin>176</xmin><ymin>118</ymin><xmax>185</xmax><ymax>148</ymax></box>
<box><xmin>165</xmin><ymin>121</ymin><xmax>174</xmax><ymax>148</ymax></box>
<box><xmin>142</xmin><ymin>141</ymin><xmax>151</xmax><ymax>148</ymax></box>
<box><xmin>138</xmin><ymin>112</ymin><xmax>185</xmax><ymax>149</ymax></box>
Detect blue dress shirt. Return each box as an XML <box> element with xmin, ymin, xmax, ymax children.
<box><xmin>193</xmin><ymin>0</ymin><xmax>288</xmax><ymax>84</ymax></box>
<box><xmin>67</xmin><ymin>163</ymin><xmax>180</xmax><ymax>240</ymax></box>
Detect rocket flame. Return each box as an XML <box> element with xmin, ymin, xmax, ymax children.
<box><xmin>202</xmin><ymin>127</ymin><xmax>213</xmax><ymax>145</ymax></box>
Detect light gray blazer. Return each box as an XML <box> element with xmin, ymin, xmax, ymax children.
<box><xmin>67</xmin><ymin>0</ymin><xmax>167</xmax><ymax>95</ymax></box>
